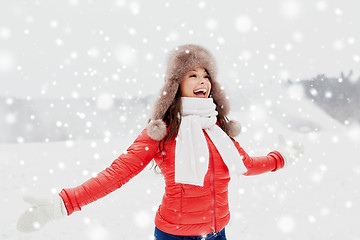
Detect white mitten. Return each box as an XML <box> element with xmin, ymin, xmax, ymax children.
<box><xmin>278</xmin><ymin>134</ymin><xmax>304</xmax><ymax>167</ymax></box>
<box><xmin>17</xmin><ymin>194</ymin><xmax>67</xmax><ymax>232</ymax></box>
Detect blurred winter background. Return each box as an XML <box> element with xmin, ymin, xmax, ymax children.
<box><xmin>0</xmin><ymin>0</ymin><xmax>359</xmax><ymax>239</ymax></box>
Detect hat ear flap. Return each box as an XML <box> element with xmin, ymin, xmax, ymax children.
<box><xmin>147</xmin><ymin>119</ymin><xmax>167</xmax><ymax>141</ymax></box>
<box><xmin>146</xmin><ymin>80</ymin><xmax>179</xmax><ymax>141</ymax></box>
<box><xmin>151</xmin><ymin>80</ymin><xmax>179</xmax><ymax>120</ymax></box>
<box><xmin>211</xmin><ymin>81</ymin><xmax>230</xmax><ymax>116</ymax></box>
<box><xmin>226</xmin><ymin>120</ymin><xmax>241</xmax><ymax>138</ymax></box>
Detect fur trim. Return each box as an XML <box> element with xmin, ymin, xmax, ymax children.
<box><xmin>227</xmin><ymin>120</ymin><xmax>242</xmax><ymax>138</ymax></box>
<box><xmin>211</xmin><ymin>81</ymin><xmax>230</xmax><ymax>116</ymax></box>
<box><xmin>147</xmin><ymin>119</ymin><xmax>167</xmax><ymax>141</ymax></box>
<box><xmin>150</xmin><ymin>80</ymin><xmax>179</xmax><ymax>120</ymax></box>
<box><xmin>165</xmin><ymin>44</ymin><xmax>218</xmax><ymax>84</ymax></box>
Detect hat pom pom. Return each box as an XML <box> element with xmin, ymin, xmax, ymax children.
<box><xmin>147</xmin><ymin>119</ymin><xmax>167</xmax><ymax>141</ymax></box>
<box><xmin>227</xmin><ymin>120</ymin><xmax>241</xmax><ymax>138</ymax></box>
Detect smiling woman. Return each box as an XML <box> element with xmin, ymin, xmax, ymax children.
<box><xmin>180</xmin><ymin>67</ymin><xmax>212</xmax><ymax>98</ymax></box>
<box><xmin>16</xmin><ymin>44</ymin><xmax>302</xmax><ymax>240</ymax></box>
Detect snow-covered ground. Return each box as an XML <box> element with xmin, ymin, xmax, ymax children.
<box><xmin>1</xmin><ymin>95</ymin><xmax>359</xmax><ymax>240</ymax></box>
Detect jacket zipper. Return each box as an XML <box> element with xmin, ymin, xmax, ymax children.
<box><xmin>180</xmin><ymin>184</ymin><xmax>184</xmax><ymax>224</ymax></box>
<box><xmin>210</xmin><ymin>155</ymin><xmax>217</xmax><ymax>234</ymax></box>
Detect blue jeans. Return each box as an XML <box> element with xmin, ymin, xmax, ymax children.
<box><xmin>154</xmin><ymin>226</ymin><xmax>227</xmax><ymax>240</ymax></box>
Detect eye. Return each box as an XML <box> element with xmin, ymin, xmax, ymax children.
<box><xmin>205</xmin><ymin>75</ymin><xmax>210</xmax><ymax>79</ymax></box>
<box><xmin>189</xmin><ymin>74</ymin><xmax>196</xmax><ymax>78</ymax></box>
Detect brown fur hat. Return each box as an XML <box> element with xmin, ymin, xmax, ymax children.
<box><xmin>147</xmin><ymin>44</ymin><xmax>241</xmax><ymax>141</ymax></box>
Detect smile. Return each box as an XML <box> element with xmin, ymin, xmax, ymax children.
<box><xmin>193</xmin><ymin>88</ymin><xmax>207</xmax><ymax>98</ymax></box>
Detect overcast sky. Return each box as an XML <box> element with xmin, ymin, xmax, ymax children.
<box><xmin>0</xmin><ymin>0</ymin><xmax>359</xmax><ymax>99</ymax></box>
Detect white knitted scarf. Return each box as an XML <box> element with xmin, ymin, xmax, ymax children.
<box><xmin>175</xmin><ymin>97</ymin><xmax>246</xmax><ymax>186</ymax></box>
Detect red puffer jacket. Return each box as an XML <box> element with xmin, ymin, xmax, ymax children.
<box><xmin>59</xmin><ymin>127</ymin><xmax>284</xmax><ymax>236</ymax></box>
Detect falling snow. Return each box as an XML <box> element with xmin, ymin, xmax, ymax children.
<box><xmin>1</xmin><ymin>0</ymin><xmax>359</xmax><ymax>239</ymax></box>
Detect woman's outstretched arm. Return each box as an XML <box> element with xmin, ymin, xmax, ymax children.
<box><xmin>232</xmin><ymin>139</ymin><xmax>285</xmax><ymax>176</ymax></box>
<box><xmin>59</xmin><ymin>128</ymin><xmax>159</xmax><ymax>215</ymax></box>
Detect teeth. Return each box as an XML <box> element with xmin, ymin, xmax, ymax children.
<box><xmin>194</xmin><ymin>89</ymin><xmax>207</xmax><ymax>94</ymax></box>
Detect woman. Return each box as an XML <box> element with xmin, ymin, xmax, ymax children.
<box><xmin>17</xmin><ymin>44</ymin><xmax>302</xmax><ymax>239</ymax></box>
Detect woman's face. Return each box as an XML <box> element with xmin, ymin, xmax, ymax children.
<box><xmin>180</xmin><ymin>67</ymin><xmax>212</xmax><ymax>98</ymax></box>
